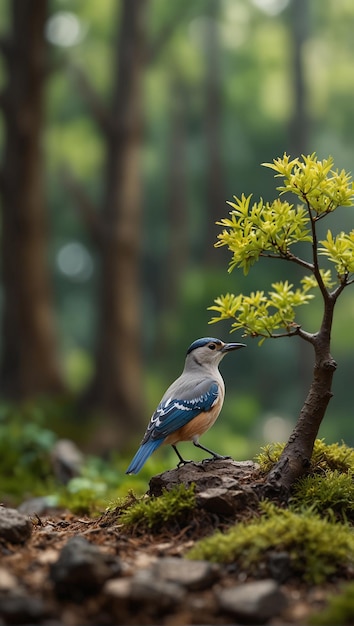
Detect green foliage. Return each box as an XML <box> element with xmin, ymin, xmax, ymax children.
<box><xmin>58</xmin><ymin>476</ymin><xmax>108</xmax><ymax>515</ymax></box>
<box><xmin>0</xmin><ymin>404</ymin><xmax>57</xmax><ymax>499</ymax></box>
<box><xmin>256</xmin><ymin>439</ymin><xmax>354</xmax><ymax>474</ymax></box>
<box><xmin>187</xmin><ymin>501</ymin><xmax>354</xmax><ymax>584</ymax></box>
<box><xmin>209</xmin><ymin>279</ymin><xmax>315</xmax><ymax>344</ymax></box>
<box><xmin>264</xmin><ymin>153</ymin><xmax>354</xmax><ymax>213</ymax></box>
<box><xmin>255</xmin><ymin>441</ymin><xmax>286</xmax><ymax>472</ymax></box>
<box><xmin>209</xmin><ymin>153</ymin><xmax>354</xmax><ymax>341</ymax></box>
<box><xmin>216</xmin><ymin>192</ymin><xmax>311</xmax><ymax>275</ymax></box>
<box><xmin>0</xmin><ymin>401</ymin><xmax>150</xmax><ymax>509</ymax></box>
<box><xmin>310</xmin><ymin>582</ymin><xmax>354</xmax><ymax>625</ymax></box>
<box><xmin>57</xmin><ymin>453</ymin><xmax>151</xmax><ymax>513</ymax></box>
<box><xmin>256</xmin><ymin>440</ymin><xmax>354</xmax><ymax>521</ymax></box>
<box><xmin>292</xmin><ymin>470</ymin><xmax>354</xmax><ymax>521</ymax></box>
<box><xmin>314</xmin><ymin>439</ymin><xmax>354</xmax><ymax>473</ymax></box>
<box><xmin>309</xmin><ymin>439</ymin><xmax>354</xmax><ymax>472</ymax></box>
<box><xmin>119</xmin><ymin>483</ymin><xmax>196</xmax><ymax>531</ymax></box>
<box><xmin>319</xmin><ymin>229</ymin><xmax>354</xmax><ymax>275</ymax></box>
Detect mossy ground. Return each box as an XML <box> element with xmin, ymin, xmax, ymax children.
<box><xmin>3</xmin><ymin>420</ymin><xmax>354</xmax><ymax>624</ymax></box>
<box><xmin>117</xmin><ymin>483</ymin><xmax>197</xmax><ymax>531</ymax></box>
<box><xmin>107</xmin><ymin>438</ymin><xmax>354</xmax><ymax>622</ymax></box>
<box><xmin>310</xmin><ymin>581</ymin><xmax>354</xmax><ymax>625</ymax></box>
<box><xmin>256</xmin><ymin>439</ymin><xmax>354</xmax><ymax>474</ymax></box>
<box><xmin>187</xmin><ymin>501</ymin><xmax>354</xmax><ymax>584</ymax></box>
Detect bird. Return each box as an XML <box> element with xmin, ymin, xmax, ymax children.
<box><xmin>126</xmin><ymin>337</ymin><xmax>246</xmax><ymax>474</ymax></box>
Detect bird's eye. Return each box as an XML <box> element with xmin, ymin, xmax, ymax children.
<box><xmin>208</xmin><ymin>344</ymin><xmax>216</xmax><ymax>350</ymax></box>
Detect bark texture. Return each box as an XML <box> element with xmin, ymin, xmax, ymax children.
<box><xmin>265</xmin><ymin>298</ymin><xmax>338</xmax><ymax>494</ymax></box>
<box><xmin>0</xmin><ymin>0</ymin><xmax>64</xmax><ymax>397</ymax></box>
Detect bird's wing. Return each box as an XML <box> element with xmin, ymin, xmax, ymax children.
<box><xmin>142</xmin><ymin>379</ymin><xmax>219</xmax><ymax>443</ymax></box>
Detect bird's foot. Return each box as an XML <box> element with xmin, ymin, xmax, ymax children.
<box><xmin>176</xmin><ymin>459</ymin><xmax>193</xmax><ymax>468</ymax></box>
<box><xmin>202</xmin><ymin>454</ymin><xmax>232</xmax><ymax>463</ymax></box>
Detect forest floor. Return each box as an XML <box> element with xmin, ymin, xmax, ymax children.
<box><xmin>0</xmin><ymin>459</ymin><xmax>345</xmax><ymax>625</ymax></box>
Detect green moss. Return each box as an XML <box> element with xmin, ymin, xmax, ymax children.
<box><xmin>291</xmin><ymin>470</ymin><xmax>354</xmax><ymax>521</ymax></box>
<box><xmin>310</xmin><ymin>582</ymin><xmax>354</xmax><ymax>625</ymax></box>
<box><xmin>255</xmin><ymin>441</ymin><xmax>286</xmax><ymax>473</ymax></box>
<box><xmin>119</xmin><ymin>483</ymin><xmax>196</xmax><ymax>531</ymax></box>
<box><xmin>256</xmin><ymin>439</ymin><xmax>354</xmax><ymax>474</ymax></box>
<box><xmin>58</xmin><ymin>477</ymin><xmax>109</xmax><ymax>515</ymax></box>
<box><xmin>187</xmin><ymin>502</ymin><xmax>354</xmax><ymax>584</ymax></box>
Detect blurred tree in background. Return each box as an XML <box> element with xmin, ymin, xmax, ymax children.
<box><xmin>64</xmin><ymin>0</ymin><xmax>148</xmax><ymax>448</ymax></box>
<box><xmin>0</xmin><ymin>0</ymin><xmax>354</xmax><ymax>459</ymax></box>
<box><xmin>0</xmin><ymin>0</ymin><xmax>64</xmax><ymax>397</ymax></box>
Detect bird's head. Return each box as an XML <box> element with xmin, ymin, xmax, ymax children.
<box><xmin>185</xmin><ymin>337</ymin><xmax>246</xmax><ymax>368</ymax></box>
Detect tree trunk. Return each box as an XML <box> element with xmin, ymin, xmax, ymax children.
<box><xmin>0</xmin><ymin>0</ymin><xmax>64</xmax><ymax>397</ymax></box>
<box><xmin>287</xmin><ymin>0</ymin><xmax>312</xmax><ymax>406</ymax></box>
<box><xmin>86</xmin><ymin>0</ymin><xmax>147</xmax><ymax>443</ymax></box>
<box><xmin>165</xmin><ymin>74</ymin><xmax>189</xmax><ymax>315</ymax></box>
<box><xmin>154</xmin><ymin>71</ymin><xmax>189</xmax><ymax>357</ymax></box>
<box><xmin>266</xmin><ymin>301</ymin><xmax>337</xmax><ymax>494</ymax></box>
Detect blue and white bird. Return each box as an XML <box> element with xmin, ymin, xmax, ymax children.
<box><xmin>126</xmin><ymin>337</ymin><xmax>246</xmax><ymax>474</ymax></box>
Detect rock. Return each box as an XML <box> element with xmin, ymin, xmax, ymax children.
<box><xmin>104</xmin><ymin>575</ymin><xmax>185</xmax><ymax>621</ymax></box>
<box><xmin>50</xmin><ymin>535</ymin><xmax>121</xmax><ymax>600</ymax></box>
<box><xmin>51</xmin><ymin>438</ymin><xmax>84</xmax><ymax>484</ymax></box>
<box><xmin>149</xmin><ymin>458</ymin><xmax>259</xmax><ymax>498</ymax></box>
<box><xmin>148</xmin><ymin>459</ymin><xmax>260</xmax><ymax>516</ymax></box>
<box><xmin>105</xmin><ymin>559</ymin><xmax>211</xmax><ymax>610</ymax></box>
<box><xmin>104</xmin><ymin>559</ymin><xmax>214</xmax><ymax>615</ymax></box>
<box><xmin>197</xmin><ymin>486</ymin><xmax>258</xmax><ymax>516</ymax></box>
<box><xmin>130</xmin><ymin>568</ymin><xmax>186</xmax><ymax>609</ymax></box>
<box><xmin>217</xmin><ymin>579</ymin><xmax>288</xmax><ymax>623</ymax></box>
<box><xmin>151</xmin><ymin>557</ymin><xmax>219</xmax><ymax>590</ymax></box>
<box><xmin>267</xmin><ymin>550</ymin><xmax>292</xmax><ymax>583</ymax></box>
<box><xmin>0</xmin><ymin>567</ymin><xmax>18</xmax><ymax>592</ymax></box>
<box><xmin>0</xmin><ymin>594</ymin><xmax>47</xmax><ymax>624</ymax></box>
<box><xmin>104</xmin><ymin>577</ymin><xmax>132</xmax><ymax>601</ymax></box>
<box><xmin>0</xmin><ymin>507</ymin><xmax>32</xmax><ymax>544</ymax></box>
<box><xmin>103</xmin><ymin>578</ymin><xmax>133</xmax><ymax>624</ymax></box>
<box><xmin>18</xmin><ymin>495</ymin><xmax>58</xmax><ymax>516</ymax></box>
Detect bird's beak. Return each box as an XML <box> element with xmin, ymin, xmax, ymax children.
<box><xmin>221</xmin><ymin>342</ymin><xmax>247</xmax><ymax>353</ymax></box>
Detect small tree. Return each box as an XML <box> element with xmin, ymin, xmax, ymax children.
<box><xmin>209</xmin><ymin>153</ymin><xmax>354</xmax><ymax>494</ymax></box>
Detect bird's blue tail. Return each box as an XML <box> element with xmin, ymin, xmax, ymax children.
<box><xmin>125</xmin><ymin>439</ymin><xmax>164</xmax><ymax>474</ymax></box>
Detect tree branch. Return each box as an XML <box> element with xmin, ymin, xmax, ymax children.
<box><xmin>270</xmin><ymin>326</ymin><xmax>315</xmax><ymax>344</ymax></box>
<box><xmin>60</xmin><ymin>166</ymin><xmax>103</xmax><ymax>246</ymax></box>
<box><xmin>246</xmin><ymin>325</ymin><xmax>315</xmax><ymax>344</ymax></box>
<box><xmin>303</xmin><ymin>195</ymin><xmax>328</xmax><ymax>300</ymax></box>
<box><xmin>267</xmin><ymin>330</ymin><xmax>299</xmax><ymax>339</ymax></box>
<box><xmin>331</xmin><ymin>275</ymin><xmax>352</xmax><ymax>299</ymax></box>
<box><xmin>296</xmin><ymin>326</ymin><xmax>317</xmax><ymax>344</ymax></box>
<box><xmin>260</xmin><ymin>251</ymin><xmax>313</xmax><ymax>272</ymax></box>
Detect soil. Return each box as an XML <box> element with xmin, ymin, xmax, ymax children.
<box><xmin>0</xmin><ymin>460</ymin><xmax>341</xmax><ymax>625</ymax></box>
